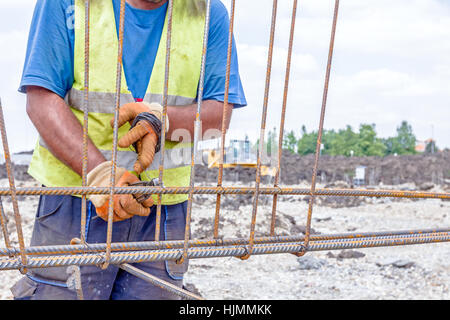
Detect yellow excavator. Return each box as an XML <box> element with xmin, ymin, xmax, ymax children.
<box><xmin>202</xmin><ymin>138</ymin><xmax>277</xmax><ymax>177</ymax></box>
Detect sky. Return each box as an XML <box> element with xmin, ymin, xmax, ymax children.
<box><xmin>0</xmin><ymin>0</ymin><xmax>449</xmax><ymax>154</ymax></box>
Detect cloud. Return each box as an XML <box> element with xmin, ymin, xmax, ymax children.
<box><xmin>228</xmin><ymin>0</ymin><xmax>450</xmax><ymax>148</ymax></box>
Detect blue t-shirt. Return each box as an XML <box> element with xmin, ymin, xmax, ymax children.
<box><xmin>19</xmin><ymin>0</ymin><xmax>247</xmax><ymax>107</ymax></box>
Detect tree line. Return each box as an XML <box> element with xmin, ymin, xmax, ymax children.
<box><xmin>261</xmin><ymin>121</ymin><xmax>439</xmax><ymax>157</ymax></box>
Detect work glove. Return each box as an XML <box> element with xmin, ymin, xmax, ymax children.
<box><xmin>87</xmin><ymin>161</ymin><xmax>154</xmax><ymax>222</ymax></box>
<box><xmin>111</xmin><ymin>102</ymin><xmax>168</xmax><ymax>175</ymax></box>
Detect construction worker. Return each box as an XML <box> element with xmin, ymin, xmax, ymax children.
<box><xmin>11</xmin><ymin>0</ymin><xmax>246</xmax><ymax>300</ymax></box>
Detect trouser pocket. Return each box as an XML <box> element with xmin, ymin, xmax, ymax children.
<box><xmin>29</xmin><ymin>194</ymin><xmax>80</xmax><ymax>282</ymax></box>
<box><xmin>11</xmin><ymin>276</ymin><xmax>38</xmax><ymax>300</ymax></box>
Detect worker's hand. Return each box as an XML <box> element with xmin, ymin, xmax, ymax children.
<box><xmin>87</xmin><ymin>161</ymin><xmax>154</xmax><ymax>222</ymax></box>
<box><xmin>112</xmin><ymin>102</ymin><xmax>168</xmax><ymax>174</ymax></box>
<box><xmin>113</xmin><ymin>102</ymin><xmax>167</xmax><ymax>127</ymax></box>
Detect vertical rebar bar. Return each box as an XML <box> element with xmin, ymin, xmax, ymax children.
<box><xmin>270</xmin><ymin>0</ymin><xmax>298</xmax><ymax>236</ymax></box>
<box><xmin>0</xmin><ymin>197</ymin><xmax>11</xmax><ymax>252</ymax></box>
<box><xmin>80</xmin><ymin>0</ymin><xmax>90</xmax><ymax>244</ymax></box>
<box><xmin>179</xmin><ymin>0</ymin><xmax>212</xmax><ymax>264</ymax></box>
<box><xmin>241</xmin><ymin>0</ymin><xmax>278</xmax><ymax>260</ymax></box>
<box><xmin>103</xmin><ymin>0</ymin><xmax>126</xmax><ymax>269</ymax></box>
<box><xmin>213</xmin><ymin>0</ymin><xmax>236</xmax><ymax>239</ymax></box>
<box><xmin>155</xmin><ymin>0</ymin><xmax>174</xmax><ymax>241</ymax></box>
<box><xmin>0</xmin><ymin>98</ymin><xmax>28</xmax><ymax>273</ymax></box>
<box><xmin>300</xmin><ymin>0</ymin><xmax>340</xmax><ymax>256</ymax></box>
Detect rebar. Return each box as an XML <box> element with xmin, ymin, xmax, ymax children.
<box><xmin>103</xmin><ymin>0</ymin><xmax>127</xmax><ymax>270</ymax></box>
<box><xmin>2</xmin><ymin>228</ymin><xmax>448</xmax><ymax>258</ymax></box>
<box><xmin>0</xmin><ymin>0</ymin><xmax>448</xmax><ymax>301</ymax></box>
<box><xmin>271</xmin><ymin>0</ymin><xmax>298</xmax><ymax>236</ymax></box>
<box><xmin>179</xmin><ymin>0</ymin><xmax>212</xmax><ymax>264</ymax></box>
<box><xmin>0</xmin><ymin>231</ymin><xmax>448</xmax><ymax>271</ymax></box>
<box><xmin>155</xmin><ymin>0</ymin><xmax>174</xmax><ymax>242</ymax></box>
<box><xmin>0</xmin><ymin>185</ymin><xmax>448</xmax><ymax>199</ymax></box>
<box><xmin>80</xmin><ymin>0</ymin><xmax>90</xmax><ymax>244</ymax></box>
<box><xmin>0</xmin><ymin>197</ymin><xmax>11</xmax><ymax>251</ymax></box>
<box><xmin>302</xmin><ymin>0</ymin><xmax>340</xmax><ymax>256</ymax></box>
<box><xmin>242</xmin><ymin>0</ymin><xmax>278</xmax><ymax>260</ymax></box>
<box><xmin>0</xmin><ymin>98</ymin><xmax>28</xmax><ymax>273</ymax></box>
<box><xmin>213</xmin><ymin>0</ymin><xmax>236</xmax><ymax>239</ymax></box>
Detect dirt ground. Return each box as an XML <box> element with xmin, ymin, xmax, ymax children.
<box><xmin>0</xmin><ymin>152</ymin><xmax>449</xmax><ymax>300</ymax></box>
<box><xmin>196</xmin><ymin>150</ymin><xmax>450</xmax><ymax>187</ymax></box>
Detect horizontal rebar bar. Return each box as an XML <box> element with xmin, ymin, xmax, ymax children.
<box><xmin>1</xmin><ymin>228</ymin><xmax>448</xmax><ymax>257</ymax></box>
<box><xmin>0</xmin><ymin>231</ymin><xmax>448</xmax><ymax>270</ymax></box>
<box><xmin>0</xmin><ymin>186</ymin><xmax>448</xmax><ymax>199</ymax></box>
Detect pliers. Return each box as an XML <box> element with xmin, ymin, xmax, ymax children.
<box><xmin>130</xmin><ymin>178</ymin><xmax>161</xmax><ymax>204</ymax></box>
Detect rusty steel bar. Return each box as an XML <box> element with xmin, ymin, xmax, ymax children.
<box><xmin>103</xmin><ymin>0</ymin><xmax>127</xmax><ymax>269</ymax></box>
<box><xmin>2</xmin><ymin>228</ymin><xmax>449</xmax><ymax>257</ymax></box>
<box><xmin>0</xmin><ymin>185</ymin><xmax>448</xmax><ymax>199</ymax></box>
<box><xmin>80</xmin><ymin>0</ymin><xmax>90</xmax><ymax>244</ymax></box>
<box><xmin>155</xmin><ymin>0</ymin><xmax>174</xmax><ymax>242</ymax></box>
<box><xmin>302</xmin><ymin>0</ymin><xmax>340</xmax><ymax>256</ymax></box>
<box><xmin>0</xmin><ymin>197</ymin><xmax>11</xmax><ymax>251</ymax></box>
<box><xmin>0</xmin><ymin>98</ymin><xmax>28</xmax><ymax>273</ymax></box>
<box><xmin>242</xmin><ymin>0</ymin><xmax>278</xmax><ymax>260</ymax></box>
<box><xmin>213</xmin><ymin>0</ymin><xmax>236</xmax><ymax>239</ymax></box>
<box><xmin>307</xmin><ymin>232</ymin><xmax>450</xmax><ymax>251</ymax></box>
<box><xmin>179</xmin><ymin>0</ymin><xmax>212</xmax><ymax>264</ymax></box>
<box><xmin>270</xmin><ymin>0</ymin><xmax>298</xmax><ymax>236</ymax></box>
<box><xmin>0</xmin><ymin>231</ymin><xmax>448</xmax><ymax>271</ymax></box>
<box><xmin>119</xmin><ymin>263</ymin><xmax>204</xmax><ymax>300</ymax></box>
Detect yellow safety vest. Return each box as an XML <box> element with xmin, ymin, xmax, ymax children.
<box><xmin>28</xmin><ymin>0</ymin><xmax>206</xmax><ymax>205</ymax></box>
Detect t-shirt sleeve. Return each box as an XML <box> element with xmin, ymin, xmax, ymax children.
<box><xmin>18</xmin><ymin>0</ymin><xmax>74</xmax><ymax>99</ymax></box>
<box><xmin>201</xmin><ymin>0</ymin><xmax>247</xmax><ymax>108</ymax></box>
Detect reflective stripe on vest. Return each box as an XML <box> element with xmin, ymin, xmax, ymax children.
<box><xmin>28</xmin><ymin>0</ymin><xmax>206</xmax><ymax>205</ymax></box>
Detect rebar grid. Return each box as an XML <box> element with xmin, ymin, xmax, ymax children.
<box><xmin>0</xmin><ymin>231</ymin><xmax>448</xmax><ymax>271</ymax></box>
<box><xmin>0</xmin><ymin>0</ymin><xmax>448</xmax><ymax>300</ymax></box>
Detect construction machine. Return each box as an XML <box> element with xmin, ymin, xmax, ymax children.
<box><xmin>202</xmin><ymin>138</ymin><xmax>277</xmax><ymax>177</ymax></box>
